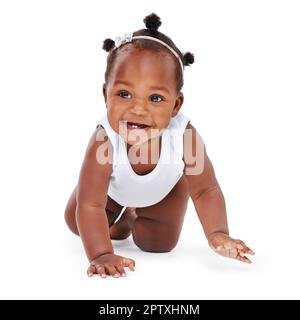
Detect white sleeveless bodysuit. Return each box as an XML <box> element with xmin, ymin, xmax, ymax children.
<box><xmin>96</xmin><ymin>111</ymin><xmax>191</xmax><ymax>208</ymax></box>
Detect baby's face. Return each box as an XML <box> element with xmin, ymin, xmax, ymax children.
<box><xmin>103</xmin><ymin>48</ymin><xmax>184</xmax><ymax>145</ymax></box>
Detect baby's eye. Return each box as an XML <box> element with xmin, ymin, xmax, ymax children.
<box><xmin>150</xmin><ymin>95</ymin><xmax>164</xmax><ymax>102</ymax></box>
<box><xmin>118</xmin><ymin>90</ymin><xmax>131</xmax><ymax>99</ymax></box>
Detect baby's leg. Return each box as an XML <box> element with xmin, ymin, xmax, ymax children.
<box><xmin>132</xmin><ymin>175</ymin><xmax>190</xmax><ymax>252</ymax></box>
<box><xmin>109</xmin><ymin>207</ymin><xmax>137</xmax><ymax>240</ymax></box>
<box><xmin>64</xmin><ymin>185</ymin><xmax>124</xmax><ymax>236</ymax></box>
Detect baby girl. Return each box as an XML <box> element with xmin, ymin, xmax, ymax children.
<box><xmin>64</xmin><ymin>13</ymin><xmax>255</xmax><ymax>278</ymax></box>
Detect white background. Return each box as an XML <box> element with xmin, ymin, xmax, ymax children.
<box><xmin>0</xmin><ymin>0</ymin><xmax>299</xmax><ymax>299</ymax></box>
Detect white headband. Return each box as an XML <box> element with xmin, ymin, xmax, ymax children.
<box><xmin>113</xmin><ymin>32</ymin><xmax>184</xmax><ymax>74</ymax></box>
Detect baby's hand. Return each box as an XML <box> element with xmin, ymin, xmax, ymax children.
<box><xmin>87</xmin><ymin>253</ymin><xmax>135</xmax><ymax>278</ymax></box>
<box><xmin>208</xmin><ymin>232</ymin><xmax>255</xmax><ymax>264</ymax></box>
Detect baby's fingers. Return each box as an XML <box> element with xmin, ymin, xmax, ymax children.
<box><xmin>87</xmin><ymin>265</ymin><xmax>96</xmax><ymax>277</ymax></box>
<box><xmin>123</xmin><ymin>257</ymin><xmax>135</xmax><ymax>271</ymax></box>
<box><xmin>236</xmin><ymin>240</ymin><xmax>255</xmax><ymax>256</ymax></box>
<box><xmin>96</xmin><ymin>265</ymin><xmax>107</xmax><ymax>278</ymax></box>
<box><xmin>106</xmin><ymin>264</ymin><xmax>120</xmax><ymax>278</ymax></box>
<box><xmin>229</xmin><ymin>241</ymin><xmax>246</xmax><ymax>257</ymax></box>
<box><xmin>87</xmin><ymin>264</ymin><xmax>107</xmax><ymax>278</ymax></box>
<box><xmin>115</xmin><ymin>264</ymin><xmax>127</xmax><ymax>277</ymax></box>
<box><xmin>236</xmin><ymin>254</ymin><xmax>252</xmax><ymax>264</ymax></box>
<box><xmin>245</xmin><ymin>247</ymin><xmax>255</xmax><ymax>255</ymax></box>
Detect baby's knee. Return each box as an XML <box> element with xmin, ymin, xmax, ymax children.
<box><xmin>132</xmin><ymin>219</ymin><xmax>178</xmax><ymax>253</ymax></box>
<box><xmin>133</xmin><ymin>236</ymin><xmax>177</xmax><ymax>253</ymax></box>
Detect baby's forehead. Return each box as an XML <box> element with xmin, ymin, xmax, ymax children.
<box><xmin>110</xmin><ymin>48</ymin><xmax>177</xmax><ymax>85</ymax></box>
<box><xmin>119</xmin><ymin>47</ymin><xmax>174</xmax><ymax>64</ymax></box>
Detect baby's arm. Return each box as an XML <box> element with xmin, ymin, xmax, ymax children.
<box><xmin>183</xmin><ymin>122</ymin><xmax>255</xmax><ymax>263</ymax></box>
<box><xmin>76</xmin><ymin>127</ymin><xmax>135</xmax><ymax>277</ymax></box>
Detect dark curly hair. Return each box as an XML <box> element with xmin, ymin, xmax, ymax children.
<box><xmin>102</xmin><ymin>13</ymin><xmax>195</xmax><ymax>93</ymax></box>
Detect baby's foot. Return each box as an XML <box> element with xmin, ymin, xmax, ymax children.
<box><xmin>109</xmin><ymin>207</ymin><xmax>137</xmax><ymax>240</ymax></box>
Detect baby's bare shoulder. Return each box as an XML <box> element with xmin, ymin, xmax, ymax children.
<box><xmin>183</xmin><ymin>122</ymin><xmax>205</xmax><ymax>160</ymax></box>
<box><xmin>83</xmin><ymin>124</ymin><xmax>114</xmax><ymax>174</ymax></box>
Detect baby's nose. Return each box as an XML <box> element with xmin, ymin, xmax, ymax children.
<box><xmin>130</xmin><ymin>103</ymin><xmax>148</xmax><ymax>115</ymax></box>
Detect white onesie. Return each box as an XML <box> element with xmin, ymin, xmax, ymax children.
<box><xmin>96</xmin><ymin>111</ymin><xmax>191</xmax><ymax>208</ymax></box>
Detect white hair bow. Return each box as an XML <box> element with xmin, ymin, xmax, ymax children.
<box><xmin>114</xmin><ymin>32</ymin><xmax>133</xmax><ymax>48</ymax></box>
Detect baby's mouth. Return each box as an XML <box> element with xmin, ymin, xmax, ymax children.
<box><xmin>126</xmin><ymin>122</ymin><xmax>151</xmax><ymax>129</ymax></box>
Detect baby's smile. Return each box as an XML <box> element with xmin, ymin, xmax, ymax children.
<box><xmin>118</xmin><ymin>119</ymin><xmax>162</xmax><ymax>146</ymax></box>
<box><xmin>122</xmin><ymin>120</ymin><xmax>152</xmax><ymax>130</ymax></box>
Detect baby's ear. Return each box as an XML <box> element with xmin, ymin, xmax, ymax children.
<box><xmin>102</xmin><ymin>83</ymin><xmax>107</xmax><ymax>104</ymax></box>
<box><xmin>171</xmin><ymin>91</ymin><xmax>184</xmax><ymax>117</ymax></box>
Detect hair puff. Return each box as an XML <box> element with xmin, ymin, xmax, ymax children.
<box><xmin>143</xmin><ymin>12</ymin><xmax>162</xmax><ymax>32</ymax></box>
<box><xmin>182</xmin><ymin>52</ymin><xmax>195</xmax><ymax>66</ymax></box>
<box><xmin>102</xmin><ymin>38</ymin><xmax>115</xmax><ymax>52</ymax></box>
